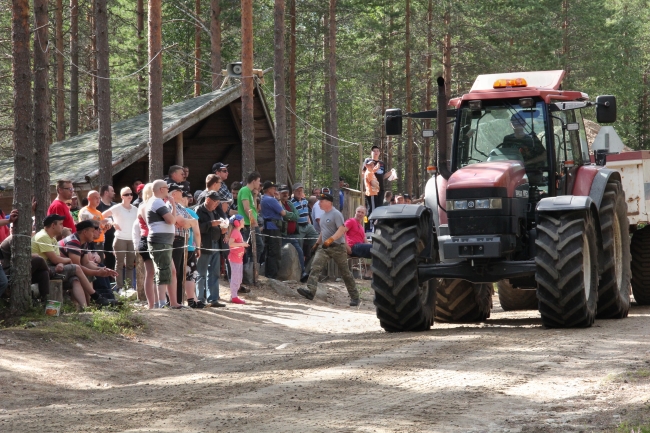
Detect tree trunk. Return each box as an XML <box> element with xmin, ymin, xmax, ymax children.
<box><xmin>210</xmin><ymin>0</ymin><xmax>221</xmax><ymax>90</ymax></box>
<box><xmin>562</xmin><ymin>0</ymin><xmax>569</xmax><ymax>84</ymax></box>
<box><xmin>137</xmin><ymin>0</ymin><xmax>146</xmax><ymax>111</ymax></box>
<box><xmin>443</xmin><ymin>8</ymin><xmax>451</xmax><ymax>101</ymax></box>
<box><xmin>288</xmin><ymin>0</ymin><xmax>296</xmax><ymax>181</ymax></box>
<box><xmin>424</xmin><ymin>0</ymin><xmax>432</xmax><ymax>183</ymax></box>
<box><xmin>69</xmin><ymin>0</ymin><xmax>79</xmax><ymax>136</ymax></box>
<box><xmin>96</xmin><ymin>0</ymin><xmax>112</xmax><ymax>186</ymax></box>
<box><xmin>274</xmin><ymin>0</ymin><xmax>287</xmax><ymax>185</ymax></box>
<box><xmin>55</xmin><ymin>0</ymin><xmax>65</xmax><ymax>140</ymax></box>
<box><xmin>322</xmin><ymin>11</ymin><xmax>331</xmax><ymax>176</ymax></box>
<box><xmin>194</xmin><ymin>0</ymin><xmax>201</xmax><ymax>97</ymax></box>
<box><xmin>11</xmin><ymin>0</ymin><xmax>34</xmax><ymax>315</ymax></box>
<box><xmin>90</xmin><ymin>2</ymin><xmax>97</xmax><ymax>124</ymax></box>
<box><xmin>404</xmin><ymin>0</ymin><xmax>412</xmax><ymax>196</ymax></box>
<box><xmin>241</xmin><ymin>0</ymin><xmax>255</xmax><ymax>176</ymax></box>
<box><xmin>148</xmin><ymin>0</ymin><xmax>163</xmax><ymax>180</ymax></box>
<box><xmin>33</xmin><ymin>0</ymin><xmax>50</xmax><ymax>232</ymax></box>
<box><xmin>328</xmin><ymin>0</ymin><xmax>339</xmax><ymax>208</ymax></box>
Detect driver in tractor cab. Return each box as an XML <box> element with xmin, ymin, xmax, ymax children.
<box><xmin>501</xmin><ymin>111</ymin><xmax>546</xmax><ymax>168</ymax></box>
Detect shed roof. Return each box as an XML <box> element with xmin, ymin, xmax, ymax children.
<box><xmin>0</xmin><ymin>76</ymin><xmax>273</xmax><ymax>191</ymax></box>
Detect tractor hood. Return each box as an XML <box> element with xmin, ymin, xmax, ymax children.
<box><xmin>447</xmin><ymin>161</ymin><xmax>528</xmax><ymax>198</ymax></box>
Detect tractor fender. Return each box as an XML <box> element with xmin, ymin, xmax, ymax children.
<box><xmin>587</xmin><ymin>168</ymin><xmax>621</xmax><ymax>209</ymax></box>
<box><xmin>369</xmin><ymin>203</ymin><xmax>428</xmax><ymax>220</ymax></box>
<box><xmin>424</xmin><ymin>174</ymin><xmax>448</xmax><ymax>230</ymax></box>
<box><xmin>536</xmin><ymin>195</ymin><xmax>596</xmax><ymax>214</ymax></box>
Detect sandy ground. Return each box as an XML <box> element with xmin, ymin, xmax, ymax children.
<box><xmin>2</xmin><ymin>279</ymin><xmax>650</xmax><ymax>433</ymax></box>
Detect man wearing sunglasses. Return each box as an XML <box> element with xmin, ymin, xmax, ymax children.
<box><xmin>47</xmin><ymin>179</ymin><xmax>77</xmax><ymax>233</ymax></box>
<box><xmin>212</xmin><ymin>162</ymin><xmax>233</xmax><ymax>213</ymax></box>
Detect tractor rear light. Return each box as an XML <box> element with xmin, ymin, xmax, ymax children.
<box><xmin>468</xmin><ymin>100</ymin><xmax>482</xmax><ymax>110</ymax></box>
<box><xmin>493</xmin><ymin>78</ymin><xmax>528</xmax><ymax>88</ymax></box>
<box><xmin>563</xmin><ymin>160</ymin><xmax>575</xmax><ymax>168</ymax></box>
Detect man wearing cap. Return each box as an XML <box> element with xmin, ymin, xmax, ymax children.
<box><xmin>291</xmin><ymin>183</ymin><xmax>319</xmax><ymax>264</ymax></box>
<box><xmin>145</xmin><ymin>179</ymin><xmax>182</xmax><ymax>309</ymax></box>
<box><xmin>238</xmin><ymin>171</ymin><xmax>263</xmax><ymax>264</ymax></box>
<box><xmin>59</xmin><ymin>220</ymin><xmax>119</xmax><ymax>280</ymax></box>
<box><xmin>363</xmin><ymin>145</ymin><xmax>389</xmax><ymax>222</ymax></box>
<box><xmin>196</xmin><ymin>189</ymin><xmax>228</xmax><ymax>307</ymax></box>
<box><xmin>297</xmin><ymin>193</ymin><xmax>360</xmax><ymax>307</ymax></box>
<box><xmin>212</xmin><ymin>162</ymin><xmax>233</xmax><ymax>213</ymax></box>
<box><xmin>260</xmin><ymin>181</ymin><xmax>287</xmax><ymax>279</ymax></box>
<box><xmin>132</xmin><ymin>183</ymin><xmax>146</xmax><ymax>207</ymax></box>
<box><xmin>32</xmin><ymin>215</ymin><xmax>116</xmax><ymax>308</ymax></box>
<box><xmin>501</xmin><ymin>111</ymin><xmax>546</xmax><ymax>167</ymax></box>
<box><xmin>167</xmin><ymin>183</ymin><xmax>196</xmax><ymax>306</ymax></box>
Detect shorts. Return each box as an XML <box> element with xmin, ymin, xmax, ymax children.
<box><xmin>138</xmin><ymin>237</ymin><xmax>151</xmax><ymax>261</ymax></box>
<box><xmin>49</xmin><ymin>264</ymin><xmax>79</xmax><ymax>289</ymax></box>
<box><xmin>148</xmin><ymin>242</ymin><xmax>173</xmax><ymax>285</ymax></box>
<box><xmin>185</xmin><ymin>250</ymin><xmax>198</xmax><ymax>282</ymax></box>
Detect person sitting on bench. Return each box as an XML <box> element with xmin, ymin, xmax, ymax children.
<box><xmin>344</xmin><ymin>206</ymin><xmax>372</xmax><ymax>259</ymax></box>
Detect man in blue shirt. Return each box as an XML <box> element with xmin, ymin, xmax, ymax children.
<box><xmin>290</xmin><ymin>182</ymin><xmax>319</xmax><ymax>264</ymax></box>
<box><xmin>260</xmin><ymin>181</ymin><xmax>286</xmax><ymax>279</ymax></box>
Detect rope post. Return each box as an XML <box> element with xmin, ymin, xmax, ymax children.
<box><xmin>251</xmin><ymin>228</ymin><xmax>258</xmax><ymax>285</ymax></box>
<box><xmin>182</xmin><ymin>232</ymin><xmax>189</xmax><ymax>304</ymax></box>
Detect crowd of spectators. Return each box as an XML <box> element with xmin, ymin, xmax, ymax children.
<box><xmin>1</xmin><ymin>147</ymin><xmax>425</xmax><ymax>310</ymax></box>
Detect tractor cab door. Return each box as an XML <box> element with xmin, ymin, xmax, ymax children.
<box><xmin>550</xmin><ymin>109</ymin><xmax>585</xmax><ymax>196</ymax></box>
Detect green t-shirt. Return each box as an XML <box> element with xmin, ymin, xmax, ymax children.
<box><xmin>237</xmin><ymin>186</ymin><xmax>258</xmax><ymax>226</ymax></box>
<box><xmin>32</xmin><ymin>229</ymin><xmax>59</xmax><ymax>264</ymax></box>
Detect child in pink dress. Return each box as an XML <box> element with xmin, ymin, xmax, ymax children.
<box><xmin>228</xmin><ymin>214</ymin><xmax>249</xmax><ymax>304</ymax></box>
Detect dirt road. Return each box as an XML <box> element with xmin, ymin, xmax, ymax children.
<box><xmin>2</xmin><ymin>280</ymin><xmax>650</xmax><ymax>432</ymax></box>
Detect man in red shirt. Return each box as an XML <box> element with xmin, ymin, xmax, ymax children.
<box><xmin>344</xmin><ymin>206</ymin><xmax>371</xmax><ymax>258</ymax></box>
<box><xmin>47</xmin><ymin>179</ymin><xmax>76</xmax><ymax>233</ymax></box>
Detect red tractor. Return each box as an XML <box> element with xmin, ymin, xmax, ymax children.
<box><xmin>372</xmin><ymin>70</ymin><xmax>629</xmax><ymax>331</ymax></box>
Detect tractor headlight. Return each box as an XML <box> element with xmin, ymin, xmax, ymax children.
<box><xmin>447</xmin><ymin>198</ymin><xmax>502</xmax><ymax>210</ymax></box>
<box><xmin>489</xmin><ymin>198</ymin><xmax>502</xmax><ymax>209</ymax></box>
<box><xmin>453</xmin><ymin>200</ymin><xmax>468</xmax><ymax>210</ymax></box>
<box><xmin>475</xmin><ymin>199</ymin><xmax>490</xmax><ymax>209</ymax></box>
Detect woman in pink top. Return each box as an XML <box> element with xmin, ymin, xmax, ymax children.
<box><xmin>344</xmin><ymin>206</ymin><xmax>372</xmax><ymax>258</ymax></box>
<box><xmin>228</xmin><ymin>214</ymin><xmax>249</xmax><ymax>304</ymax></box>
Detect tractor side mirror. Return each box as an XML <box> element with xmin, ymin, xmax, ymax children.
<box><xmin>596</xmin><ymin>95</ymin><xmax>617</xmax><ymax>123</ymax></box>
<box><xmin>385</xmin><ymin>108</ymin><xmax>403</xmax><ymax>136</ymax></box>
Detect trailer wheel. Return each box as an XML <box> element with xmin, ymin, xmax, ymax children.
<box><xmin>435</xmin><ymin>279</ymin><xmax>492</xmax><ymax>323</ymax></box>
<box><xmin>496</xmin><ymin>280</ymin><xmax>538</xmax><ymax>311</ymax></box>
<box><xmin>597</xmin><ymin>180</ymin><xmax>631</xmax><ymax>318</ymax></box>
<box><xmin>371</xmin><ymin>217</ymin><xmax>435</xmax><ymax>332</ymax></box>
<box><xmin>631</xmin><ymin>226</ymin><xmax>650</xmax><ymax>305</ymax></box>
<box><xmin>535</xmin><ymin>211</ymin><xmax>598</xmax><ymax>328</ymax></box>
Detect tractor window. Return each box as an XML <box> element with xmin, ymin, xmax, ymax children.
<box><xmin>551</xmin><ymin>110</ymin><xmax>584</xmax><ymax>167</ymax></box>
<box><xmin>455</xmin><ymin>101</ymin><xmax>547</xmax><ymax>169</ymax></box>
<box><xmin>575</xmin><ymin>109</ymin><xmax>590</xmax><ymax>162</ymax></box>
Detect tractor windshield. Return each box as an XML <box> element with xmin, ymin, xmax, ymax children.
<box><xmin>455</xmin><ymin>101</ymin><xmax>548</xmax><ymax>169</ymax></box>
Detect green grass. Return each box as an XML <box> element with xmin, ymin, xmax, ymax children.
<box><xmin>606</xmin><ymin>369</ymin><xmax>650</xmax><ymax>384</ymax></box>
<box><xmin>616</xmin><ymin>422</ymin><xmax>650</xmax><ymax>433</ymax></box>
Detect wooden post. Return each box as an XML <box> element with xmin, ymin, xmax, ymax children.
<box><xmin>148</xmin><ymin>0</ymin><xmax>163</xmax><ymax>180</ymax></box>
<box><xmin>251</xmin><ymin>228</ymin><xmax>258</xmax><ymax>285</ymax></box>
<box><xmin>182</xmin><ymin>232</ymin><xmax>189</xmax><ymax>303</ymax></box>
<box><xmin>176</xmin><ymin>133</ymin><xmax>184</xmax><ymax>166</ymax></box>
<box><xmin>135</xmin><ymin>254</ymin><xmax>146</xmax><ymax>301</ymax></box>
<box><xmin>240</xmin><ymin>0</ymin><xmax>255</xmax><ymax>176</ymax></box>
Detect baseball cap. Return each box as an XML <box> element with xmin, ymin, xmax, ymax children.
<box><xmin>136</xmin><ymin>184</ymin><xmax>145</xmax><ymax>193</ymax></box>
<box><xmin>262</xmin><ymin>181</ymin><xmax>278</xmax><ymax>191</ymax></box>
<box><xmin>182</xmin><ymin>191</ymin><xmax>192</xmax><ymax>198</ymax></box>
<box><xmin>321</xmin><ymin>187</ymin><xmax>331</xmax><ymax>194</ymax></box>
<box><xmin>318</xmin><ymin>193</ymin><xmax>334</xmax><ymax>202</ymax></box>
<box><xmin>168</xmin><ymin>183</ymin><xmax>183</xmax><ymax>193</ymax></box>
<box><xmin>205</xmin><ymin>190</ymin><xmax>220</xmax><ymax>201</ymax></box>
<box><xmin>278</xmin><ymin>184</ymin><xmax>291</xmax><ymax>193</ymax></box>
<box><xmin>292</xmin><ymin>182</ymin><xmax>304</xmax><ymax>191</ymax></box>
<box><xmin>75</xmin><ymin>220</ymin><xmax>97</xmax><ymax>232</ymax></box>
<box><xmin>403</xmin><ymin>193</ymin><xmax>411</xmax><ymax>199</ymax></box>
<box><xmin>43</xmin><ymin>214</ymin><xmax>65</xmax><ymax>227</ymax></box>
<box><xmin>212</xmin><ymin>162</ymin><xmax>229</xmax><ymax>173</ymax></box>
<box><xmin>229</xmin><ymin>214</ymin><xmax>244</xmax><ymax>224</ymax></box>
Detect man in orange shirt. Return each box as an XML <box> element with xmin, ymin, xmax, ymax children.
<box><xmin>78</xmin><ymin>190</ymin><xmax>112</xmax><ymax>263</ymax></box>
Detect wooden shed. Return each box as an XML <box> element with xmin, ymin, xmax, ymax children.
<box><xmin>0</xmin><ymin>73</ymin><xmax>276</xmax><ymax>209</ymax></box>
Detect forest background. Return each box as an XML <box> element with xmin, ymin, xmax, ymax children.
<box><xmin>1</xmin><ymin>0</ymin><xmax>649</xmax><ymax>197</ymax></box>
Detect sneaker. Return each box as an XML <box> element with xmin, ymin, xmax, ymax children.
<box><xmin>238</xmin><ymin>286</ymin><xmax>251</xmax><ymax>294</ymax></box>
<box><xmin>209</xmin><ymin>300</ymin><xmax>226</xmax><ymax>308</ymax></box>
<box><xmin>92</xmin><ymin>295</ymin><xmax>116</xmax><ymax>308</ymax></box>
<box><xmin>297</xmin><ymin>287</ymin><xmax>314</xmax><ymax>301</ymax></box>
<box><xmin>350</xmin><ymin>298</ymin><xmax>361</xmax><ymax>307</ymax></box>
<box><xmin>188</xmin><ymin>299</ymin><xmax>206</xmax><ymax>309</ymax></box>
<box><xmin>231</xmin><ymin>297</ymin><xmax>246</xmax><ymax>305</ymax></box>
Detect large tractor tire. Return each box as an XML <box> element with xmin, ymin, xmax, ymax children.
<box><xmin>535</xmin><ymin>211</ymin><xmax>598</xmax><ymax>328</ymax></box>
<box><xmin>597</xmin><ymin>180</ymin><xmax>631</xmax><ymax>318</ymax></box>
<box><xmin>371</xmin><ymin>217</ymin><xmax>436</xmax><ymax>332</ymax></box>
<box><xmin>631</xmin><ymin>226</ymin><xmax>650</xmax><ymax>305</ymax></box>
<box><xmin>435</xmin><ymin>279</ymin><xmax>492</xmax><ymax>323</ymax></box>
<box><xmin>496</xmin><ymin>280</ymin><xmax>538</xmax><ymax>311</ymax></box>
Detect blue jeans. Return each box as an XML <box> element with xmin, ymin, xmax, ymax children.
<box><xmin>351</xmin><ymin>243</ymin><xmax>372</xmax><ymax>259</ymax></box>
<box><xmin>196</xmin><ymin>241</ymin><xmax>221</xmax><ymax>302</ymax></box>
<box><xmin>283</xmin><ymin>237</ymin><xmax>305</xmax><ymax>273</ymax></box>
<box><xmin>0</xmin><ymin>267</ymin><xmax>7</xmax><ymax>298</ymax></box>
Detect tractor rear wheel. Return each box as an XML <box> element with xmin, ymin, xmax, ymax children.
<box><xmin>535</xmin><ymin>211</ymin><xmax>598</xmax><ymax>328</ymax></box>
<box><xmin>496</xmin><ymin>280</ymin><xmax>538</xmax><ymax>311</ymax></box>
<box><xmin>371</xmin><ymin>217</ymin><xmax>435</xmax><ymax>332</ymax></box>
<box><xmin>597</xmin><ymin>180</ymin><xmax>630</xmax><ymax>318</ymax></box>
<box><xmin>435</xmin><ymin>279</ymin><xmax>492</xmax><ymax>323</ymax></box>
<box><xmin>631</xmin><ymin>226</ymin><xmax>650</xmax><ymax>305</ymax></box>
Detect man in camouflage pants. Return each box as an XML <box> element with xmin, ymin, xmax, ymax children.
<box><xmin>297</xmin><ymin>192</ymin><xmax>360</xmax><ymax>307</ymax></box>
